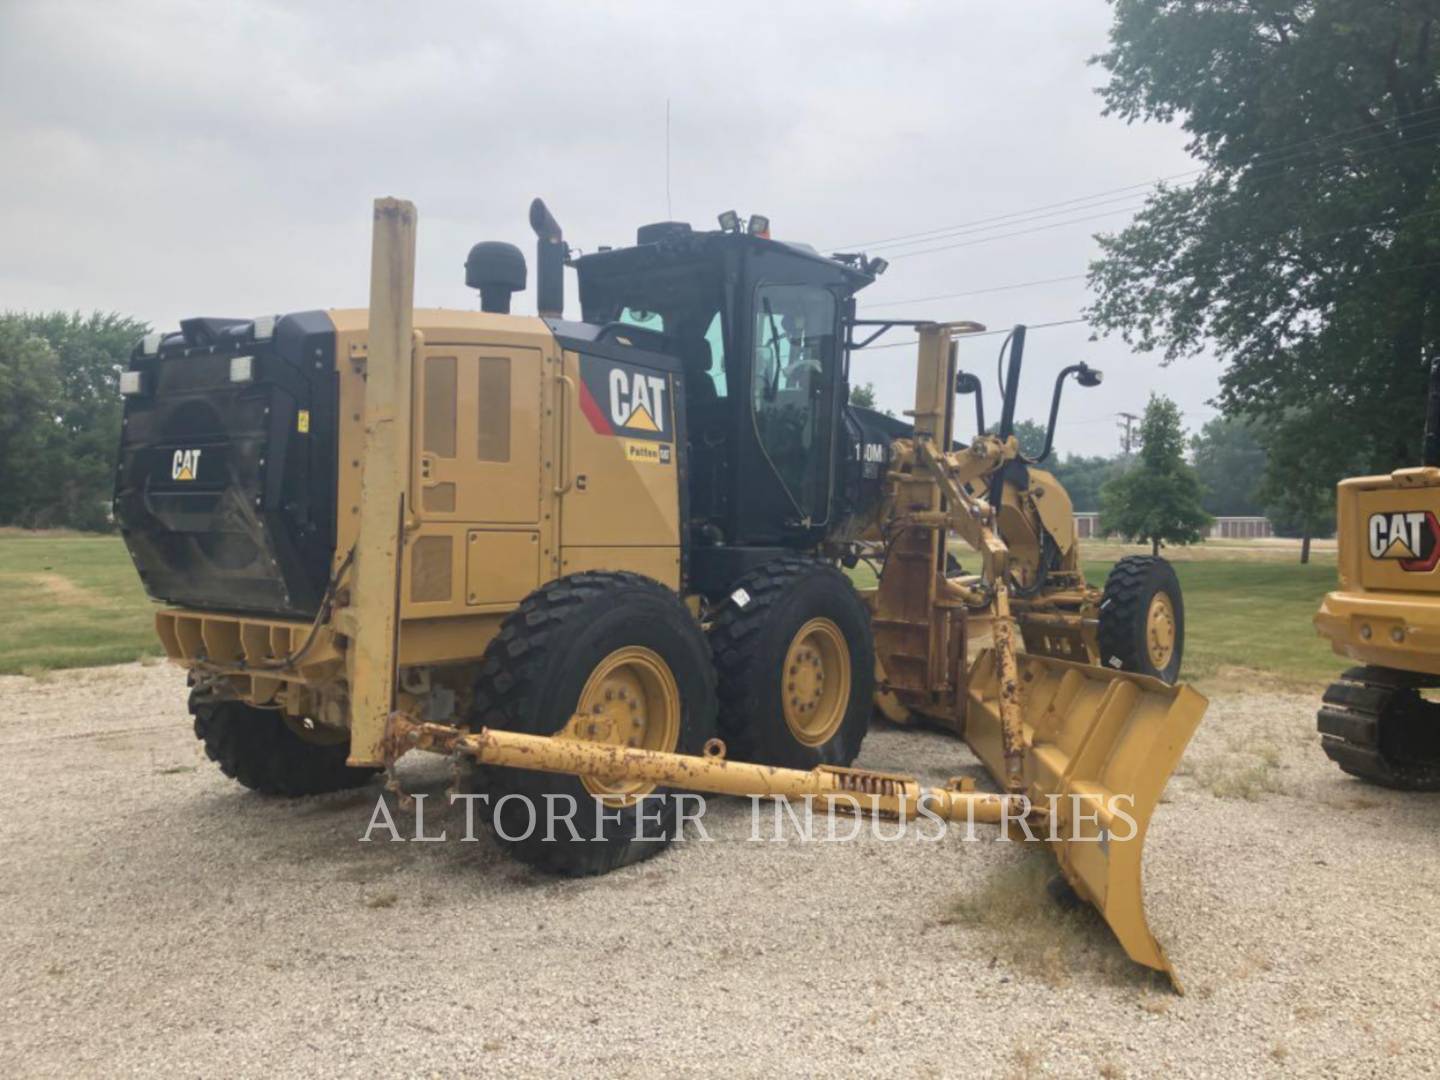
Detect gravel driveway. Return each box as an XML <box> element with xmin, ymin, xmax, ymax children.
<box><xmin>1</xmin><ymin>663</ymin><xmax>1438</xmax><ymax>1078</ymax></box>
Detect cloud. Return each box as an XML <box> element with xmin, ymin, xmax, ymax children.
<box><xmin>0</xmin><ymin>0</ymin><xmax>1219</xmax><ymax>454</ymax></box>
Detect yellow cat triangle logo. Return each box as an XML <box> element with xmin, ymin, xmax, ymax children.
<box><xmin>625</xmin><ymin>403</ymin><xmax>660</xmax><ymax>432</ymax></box>
<box><xmin>1382</xmin><ymin>535</ymin><xmax>1417</xmax><ymax>560</ymax></box>
<box><xmin>171</xmin><ymin>448</ymin><xmax>202</xmax><ymax>481</ymax></box>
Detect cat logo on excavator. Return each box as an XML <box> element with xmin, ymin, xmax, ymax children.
<box><xmin>1367</xmin><ymin>509</ymin><xmax>1440</xmax><ymax>569</ymax></box>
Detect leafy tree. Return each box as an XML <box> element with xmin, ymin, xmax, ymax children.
<box><xmin>849</xmin><ymin>381</ymin><xmax>895</xmax><ymax>417</ymax></box>
<box><xmin>1190</xmin><ymin>416</ymin><xmax>1266</xmax><ymax>517</ymax></box>
<box><xmin>0</xmin><ymin>322</ymin><xmax>62</xmax><ymax>525</ymax></box>
<box><xmin>1007</xmin><ymin>418</ymin><xmax>1049</xmax><ymax>459</ymax></box>
<box><xmin>1100</xmin><ymin>394</ymin><xmax>1211</xmax><ymax>554</ymax></box>
<box><xmin>1048</xmin><ymin>453</ymin><xmax>1121</xmax><ymax>513</ymax></box>
<box><xmin>1257</xmin><ymin>407</ymin><xmax>1356</xmax><ymax>561</ymax></box>
<box><xmin>1087</xmin><ymin>2</ymin><xmax>1440</xmax><ymax>511</ymax></box>
<box><xmin>0</xmin><ymin>311</ymin><xmax>147</xmax><ymax>529</ymax></box>
<box><xmin>994</xmin><ymin>418</ymin><xmax>1122</xmax><ymax>512</ymax></box>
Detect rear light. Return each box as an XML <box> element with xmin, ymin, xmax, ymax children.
<box><xmin>119</xmin><ymin>371</ymin><xmax>146</xmax><ymax>396</ymax></box>
<box><xmin>252</xmin><ymin>314</ymin><xmax>277</xmax><ymax>341</ymax></box>
<box><xmin>140</xmin><ymin>332</ymin><xmax>163</xmax><ymax>356</ymax></box>
<box><xmin>230</xmin><ymin>355</ymin><xmax>255</xmax><ymax>383</ymax></box>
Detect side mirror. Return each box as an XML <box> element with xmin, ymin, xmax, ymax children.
<box><xmin>955</xmin><ymin>370</ymin><xmax>986</xmax><ymax>436</ymax></box>
<box><xmin>1034</xmin><ymin>362</ymin><xmax>1100</xmax><ymax>464</ymax></box>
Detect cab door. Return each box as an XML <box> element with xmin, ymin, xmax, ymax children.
<box><xmin>742</xmin><ymin>281</ymin><xmax>841</xmax><ymax>536</ymax></box>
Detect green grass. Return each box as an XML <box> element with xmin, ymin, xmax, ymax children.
<box><xmin>0</xmin><ymin>531</ymin><xmax>162</xmax><ymax>674</ymax></box>
<box><xmin>854</xmin><ymin>539</ymin><xmax>1345</xmax><ymax>687</ymax></box>
<box><xmin>1082</xmin><ymin>556</ymin><xmax>1345</xmax><ymax>686</ymax></box>
<box><xmin>0</xmin><ymin>531</ymin><xmax>1347</xmax><ymax>685</ymax></box>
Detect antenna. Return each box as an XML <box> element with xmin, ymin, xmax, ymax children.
<box><xmin>665</xmin><ymin>98</ymin><xmax>672</xmax><ymax>219</ymax></box>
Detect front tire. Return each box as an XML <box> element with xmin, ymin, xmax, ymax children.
<box><xmin>192</xmin><ymin>697</ymin><xmax>378</xmax><ymax>796</ymax></box>
<box><xmin>467</xmin><ymin>572</ymin><xmax>718</xmax><ymax>876</ymax></box>
<box><xmin>1097</xmin><ymin>555</ymin><xmax>1184</xmax><ymax>683</ymax></box>
<box><xmin>708</xmin><ymin>557</ymin><xmax>875</xmax><ymax>768</ymax></box>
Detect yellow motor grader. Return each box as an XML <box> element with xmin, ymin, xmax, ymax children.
<box><xmin>114</xmin><ymin>198</ymin><xmax>1206</xmax><ymax>984</ymax></box>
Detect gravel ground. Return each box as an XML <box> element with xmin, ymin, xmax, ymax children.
<box><xmin>2</xmin><ymin>663</ymin><xmax>1439</xmax><ymax>1078</ymax></box>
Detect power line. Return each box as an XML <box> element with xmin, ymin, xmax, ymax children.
<box><xmin>862</xmin><ymin>189</ymin><xmax>1155</xmax><ymax>253</ymax></box>
<box><xmin>835</xmin><ymin>101</ymin><xmax>1440</xmax><ymax>252</ymax></box>
<box><xmin>881</xmin><ymin>128</ymin><xmax>1440</xmax><ymax>263</ymax></box>
<box><xmin>852</xmin><ymin>234</ymin><xmax>1440</xmax><ymax>332</ymax></box>
<box><xmin>854</xmin><ymin>316</ymin><xmax>1087</xmax><ymax>353</ymax></box>
<box><xmin>877</xmin><ymin>195</ymin><xmax>1440</xmax><ymax>280</ymax></box>
<box><xmin>865</xmin><ymin>273</ymin><xmax>1088</xmax><ymax>310</ymax></box>
<box><xmin>843</xmin><ymin>181</ymin><xmax>1188</xmax><ymax>252</ymax></box>
<box><xmin>849</xmin><ymin>252</ymin><xmax>1440</xmax><ymax>382</ymax></box>
<box><xmin>867</xmin><ymin>253</ymin><xmax>1440</xmax><ymax>315</ymax></box>
<box><xmin>863</xmin><ymin>215</ymin><xmax>1440</xmax><ymax>316</ymax></box>
<box><xmin>885</xmin><ymin>204</ymin><xmax>1147</xmax><ymax>260</ymax></box>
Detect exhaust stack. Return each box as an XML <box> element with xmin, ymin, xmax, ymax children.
<box><xmin>529</xmin><ymin>197</ymin><xmax>566</xmax><ymax>318</ymax></box>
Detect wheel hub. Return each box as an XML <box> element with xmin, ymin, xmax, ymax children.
<box><xmin>782</xmin><ymin>618</ymin><xmax>850</xmax><ymax>746</ymax></box>
<box><xmin>572</xmin><ymin>646</ymin><xmax>680</xmax><ymax>803</ymax></box>
<box><xmin>1145</xmin><ymin>593</ymin><xmax>1176</xmax><ymax>670</ymax></box>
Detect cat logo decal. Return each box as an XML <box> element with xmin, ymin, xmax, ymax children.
<box><xmin>171</xmin><ymin>448</ymin><xmax>203</xmax><ymax>482</ymax></box>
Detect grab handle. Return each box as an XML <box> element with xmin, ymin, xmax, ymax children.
<box><xmin>554</xmin><ymin>372</ymin><xmax>576</xmax><ymax>495</ymax></box>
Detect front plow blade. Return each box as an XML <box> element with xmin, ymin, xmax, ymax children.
<box><xmin>965</xmin><ymin>650</ymin><xmax>1208</xmax><ymax>988</ymax></box>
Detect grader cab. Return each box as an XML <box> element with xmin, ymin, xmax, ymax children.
<box><xmin>114</xmin><ymin>198</ymin><xmax>1206</xmax><ymax>986</ymax></box>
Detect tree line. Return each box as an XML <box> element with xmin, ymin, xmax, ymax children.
<box><xmin>0</xmin><ymin>312</ymin><xmax>146</xmax><ymax>531</ymax></box>
<box><xmin>1021</xmin><ymin>399</ymin><xmax>1331</xmax><ymax>560</ymax></box>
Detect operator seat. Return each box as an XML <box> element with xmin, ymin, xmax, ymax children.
<box><xmin>678</xmin><ymin>336</ymin><xmax>726</xmax><ymax>526</ymax></box>
<box><xmin>679</xmin><ymin>337</ymin><xmax>718</xmax><ymax>410</ymax></box>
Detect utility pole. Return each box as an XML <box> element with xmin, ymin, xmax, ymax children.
<box><xmin>1117</xmin><ymin>411</ymin><xmax>1140</xmax><ymax>456</ymax></box>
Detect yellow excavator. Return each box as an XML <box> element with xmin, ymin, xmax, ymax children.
<box><xmin>1316</xmin><ymin>359</ymin><xmax>1440</xmax><ymax>788</ymax></box>
<box><xmin>113</xmin><ymin>197</ymin><xmax>1207</xmax><ymax>985</ymax></box>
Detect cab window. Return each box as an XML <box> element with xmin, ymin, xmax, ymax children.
<box><xmin>751</xmin><ymin>284</ymin><xmax>837</xmax><ymax>520</ymax></box>
<box><xmin>702</xmin><ymin>311</ymin><xmax>727</xmax><ymax>398</ymax></box>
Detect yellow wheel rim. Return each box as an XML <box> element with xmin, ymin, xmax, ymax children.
<box><xmin>781</xmin><ymin>618</ymin><xmax>851</xmax><ymax>747</ymax></box>
<box><xmin>573</xmin><ymin>646</ymin><xmax>681</xmax><ymax>803</ymax></box>
<box><xmin>1146</xmin><ymin>592</ymin><xmax>1177</xmax><ymax>670</ymax></box>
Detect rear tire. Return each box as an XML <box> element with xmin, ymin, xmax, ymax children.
<box><xmin>708</xmin><ymin>557</ymin><xmax>874</xmax><ymax>768</ymax></box>
<box><xmin>192</xmin><ymin>697</ymin><xmax>378</xmax><ymax>796</ymax></box>
<box><xmin>466</xmin><ymin>572</ymin><xmax>718</xmax><ymax>876</ymax></box>
<box><xmin>1097</xmin><ymin>555</ymin><xmax>1184</xmax><ymax>683</ymax></box>
<box><xmin>1318</xmin><ymin>666</ymin><xmax>1440</xmax><ymax>790</ymax></box>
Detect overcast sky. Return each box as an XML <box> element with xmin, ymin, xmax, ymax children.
<box><xmin>0</xmin><ymin>0</ymin><xmax>1218</xmax><ymax>456</ymax></box>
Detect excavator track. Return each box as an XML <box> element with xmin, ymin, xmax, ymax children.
<box><xmin>1318</xmin><ymin>666</ymin><xmax>1440</xmax><ymax>791</ymax></box>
